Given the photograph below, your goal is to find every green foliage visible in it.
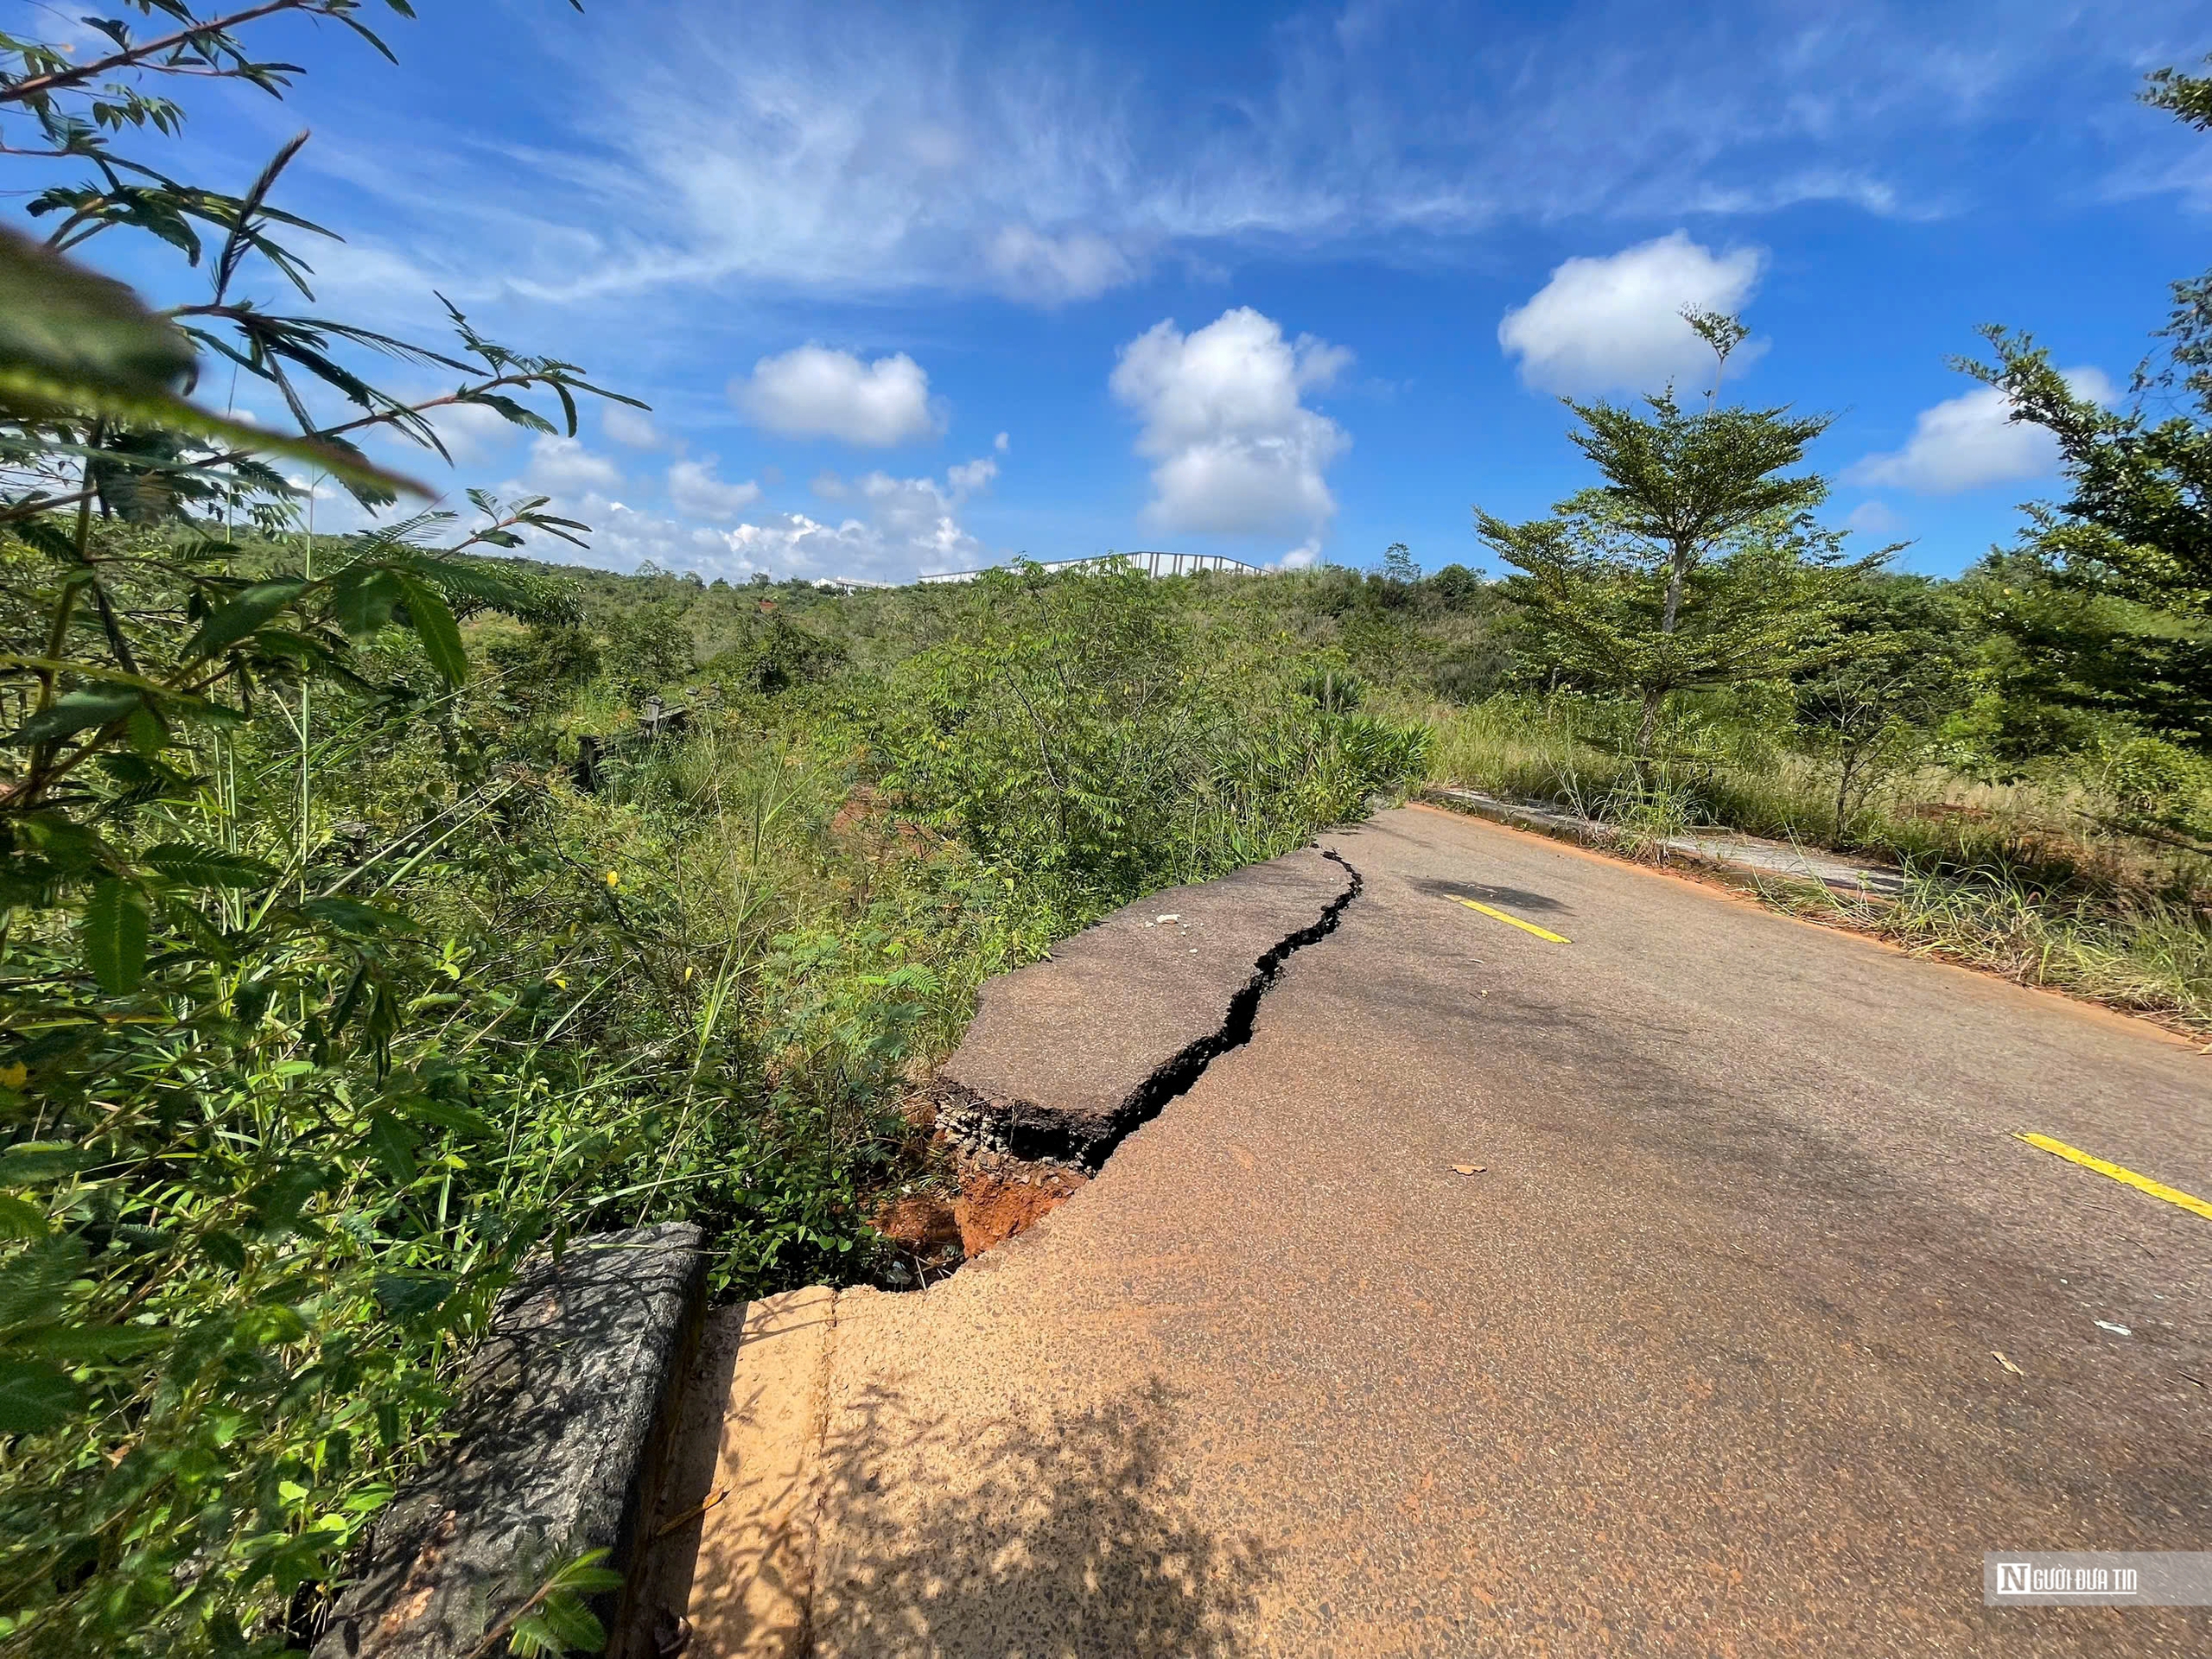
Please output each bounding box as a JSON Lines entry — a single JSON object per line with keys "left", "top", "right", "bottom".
{"left": 0, "top": 6, "right": 666, "bottom": 1654}
{"left": 1475, "top": 327, "right": 1859, "bottom": 760}
{"left": 2143, "top": 56, "right": 2212, "bottom": 131}
{"left": 601, "top": 601, "right": 697, "bottom": 701}
{"left": 487, "top": 1549, "right": 623, "bottom": 1658}
{"left": 702, "top": 610, "right": 848, "bottom": 697}
{"left": 486, "top": 623, "right": 601, "bottom": 722}
{"left": 1951, "top": 546, "right": 2212, "bottom": 757}
{"left": 1427, "top": 563, "right": 1484, "bottom": 610}
{"left": 867, "top": 564, "right": 1427, "bottom": 915}
{"left": 0, "top": 21, "right": 2206, "bottom": 1657}
{"left": 1790, "top": 574, "right": 1973, "bottom": 837}
{"left": 1963, "top": 58, "right": 2212, "bottom": 748}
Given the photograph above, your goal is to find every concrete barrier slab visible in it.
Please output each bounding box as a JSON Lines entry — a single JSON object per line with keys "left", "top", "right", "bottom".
{"left": 314, "top": 1224, "right": 705, "bottom": 1659}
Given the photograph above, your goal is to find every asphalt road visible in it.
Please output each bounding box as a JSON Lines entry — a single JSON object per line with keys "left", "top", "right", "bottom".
{"left": 774, "top": 806, "right": 2212, "bottom": 1655}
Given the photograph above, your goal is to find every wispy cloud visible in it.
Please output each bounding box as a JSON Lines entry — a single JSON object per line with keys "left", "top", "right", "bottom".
{"left": 281, "top": 0, "right": 2210, "bottom": 320}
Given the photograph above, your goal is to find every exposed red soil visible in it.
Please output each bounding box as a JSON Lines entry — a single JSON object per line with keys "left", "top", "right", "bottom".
{"left": 874, "top": 1194, "right": 963, "bottom": 1257}
{"left": 954, "top": 1165, "right": 1089, "bottom": 1255}
{"left": 868, "top": 1087, "right": 1096, "bottom": 1285}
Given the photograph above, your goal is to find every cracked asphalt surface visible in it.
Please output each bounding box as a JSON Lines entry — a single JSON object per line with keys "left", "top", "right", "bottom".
{"left": 740, "top": 806, "right": 2212, "bottom": 1656}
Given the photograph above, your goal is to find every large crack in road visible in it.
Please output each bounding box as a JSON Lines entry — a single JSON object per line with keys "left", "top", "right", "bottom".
{"left": 932, "top": 845, "right": 1365, "bottom": 1171}
{"left": 1073, "top": 847, "right": 1364, "bottom": 1172}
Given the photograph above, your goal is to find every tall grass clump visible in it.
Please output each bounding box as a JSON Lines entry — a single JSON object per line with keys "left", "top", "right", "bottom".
{"left": 1774, "top": 862, "right": 2212, "bottom": 1034}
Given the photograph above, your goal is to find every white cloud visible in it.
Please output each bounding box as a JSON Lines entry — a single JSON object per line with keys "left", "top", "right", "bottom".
{"left": 731, "top": 346, "right": 940, "bottom": 446}
{"left": 522, "top": 434, "right": 623, "bottom": 496}
{"left": 946, "top": 455, "right": 999, "bottom": 494}
{"left": 666, "top": 456, "right": 762, "bottom": 520}
{"left": 512, "top": 454, "right": 1004, "bottom": 583}
{"left": 427, "top": 400, "right": 525, "bottom": 465}
{"left": 603, "top": 404, "right": 665, "bottom": 448}
{"left": 1498, "top": 232, "right": 1767, "bottom": 396}
{"left": 1844, "top": 368, "right": 2114, "bottom": 493}
{"left": 994, "top": 431, "right": 1009, "bottom": 454}
{"left": 986, "top": 226, "right": 1140, "bottom": 304}
{"left": 1846, "top": 500, "right": 1906, "bottom": 538}
{"left": 1109, "top": 307, "right": 1351, "bottom": 538}
{"left": 547, "top": 493, "right": 760, "bottom": 577}
{"left": 722, "top": 454, "right": 1001, "bottom": 579}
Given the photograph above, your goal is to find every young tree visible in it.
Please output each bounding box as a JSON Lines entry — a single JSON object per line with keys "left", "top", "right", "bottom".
{"left": 1790, "top": 574, "right": 1971, "bottom": 837}
{"left": 1476, "top": 317, "right": 1866, "bottom": 761}
{"left": 1968, "top": 56, "right": 2212, "bottom": 747}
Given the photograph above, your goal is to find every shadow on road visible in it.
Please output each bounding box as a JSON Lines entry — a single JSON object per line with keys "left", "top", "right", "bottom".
{"left": 811, "top": 1376, "right": 1274, "bottom": 1657}
{"left": 1413, "top": 876, "right": 1573, "bottom": 914}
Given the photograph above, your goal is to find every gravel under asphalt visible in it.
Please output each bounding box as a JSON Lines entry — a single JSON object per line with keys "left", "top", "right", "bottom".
{"left": 793, "top": 805, "right": 2212, "bottom": 1656}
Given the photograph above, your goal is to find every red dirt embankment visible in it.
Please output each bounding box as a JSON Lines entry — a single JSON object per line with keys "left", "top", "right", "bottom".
{"left": 874, "top": 1158, "right": 1090, "bottom": 1267}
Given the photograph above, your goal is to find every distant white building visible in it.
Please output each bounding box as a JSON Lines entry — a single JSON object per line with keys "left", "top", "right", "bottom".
{"left": 918, "top": 551, "right": 1264, "bottom": 585}
{"left": 812, "top": 575, "right": 895, "bottom": 593}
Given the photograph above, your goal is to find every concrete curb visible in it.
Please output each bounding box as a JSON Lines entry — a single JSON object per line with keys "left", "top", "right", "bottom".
{"left": 680, "top": 1288, "right": 841, "bottom": 1659}
{"left": 313, "top": 1224, "right": 708, "bottom": 1659}
{"left": 1423, "top": 786, "right": 1904, "bottom": 899}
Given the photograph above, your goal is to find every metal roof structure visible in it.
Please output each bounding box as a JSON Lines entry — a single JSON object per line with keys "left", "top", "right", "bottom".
{"left": 917, "top": 551, "right": 1265, "bottom": 585}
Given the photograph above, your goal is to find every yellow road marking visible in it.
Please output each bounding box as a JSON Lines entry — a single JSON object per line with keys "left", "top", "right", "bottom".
{"left": 2015, "top": 1132, "right": 2212, "bottom": 1223}
{"left": 1455, "top": 898, "right": 1571, "bottom": 944}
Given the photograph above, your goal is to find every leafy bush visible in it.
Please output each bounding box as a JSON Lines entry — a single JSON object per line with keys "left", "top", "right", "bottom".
{"left": 867, "top": 565, "right": 1427, "bottom": 918}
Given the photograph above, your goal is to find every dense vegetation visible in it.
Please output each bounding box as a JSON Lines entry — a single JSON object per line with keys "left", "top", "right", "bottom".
{"left": 0, "top": 5, "right": 2206, "bottom": 1656}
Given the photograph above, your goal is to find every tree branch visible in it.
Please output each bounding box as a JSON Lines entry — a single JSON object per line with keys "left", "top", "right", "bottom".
{"left": 0, "top": 2, "right": 310, "bottom": 105}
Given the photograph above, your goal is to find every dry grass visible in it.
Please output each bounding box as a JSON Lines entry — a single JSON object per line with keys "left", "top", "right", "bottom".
{"left": 1398, "top": 691, "right": 2212, "bottom": 1035}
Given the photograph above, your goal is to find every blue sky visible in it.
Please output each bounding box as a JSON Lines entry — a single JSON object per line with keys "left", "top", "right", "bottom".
{"left": 28, "top": 0, "right": 2212, "bottom": 582}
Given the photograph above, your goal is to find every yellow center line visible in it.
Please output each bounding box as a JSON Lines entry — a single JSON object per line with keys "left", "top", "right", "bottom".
{"left": 2015, "top": 1132, "right": 2212, "bottom": 1224}
{"left": 1454, "top": 898, "right": 1571, "bottom": 944}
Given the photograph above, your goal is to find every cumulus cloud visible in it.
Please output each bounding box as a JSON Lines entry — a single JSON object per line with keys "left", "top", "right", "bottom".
{"left": 602, "top": 404, "right": 665, "bottom": 448}
{"left": 666, "top": 457, "right": 762, "bottom": 520}
{"left": 511, "top": 453, "right": 1004, "bottom": 583}
{"left": 1109, "top": 307, "right": 1351, "bottom": 538}
{"left": 1844, "top": 368, "right": 2113, "bottom": 493}
{"left": 522, "top": 434, "right": 623, "bottom": 496}
{"left": 731, "top": 346, "right": 941, "bottom": 446}
{"left": 946, "top": 454, "right": 999, "bottom": 494}
{"left": 426, "top": 400, "right": 527, "bottom": 466}
{"left": 1498, "top": 232, "right": 1766, "bottom": 396}
{"left": 986, "top": 226, "right": 1141, "bottom": 304}
{"left": 723, "top": 455, "right": 1001, "bottom": 578}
